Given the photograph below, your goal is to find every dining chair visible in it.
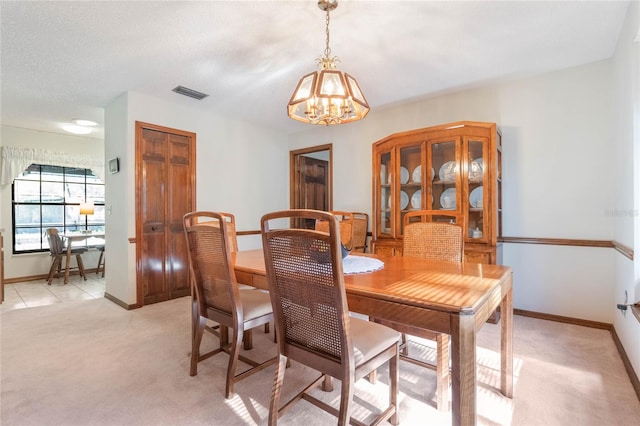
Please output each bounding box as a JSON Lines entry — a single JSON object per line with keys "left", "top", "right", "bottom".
{"left": 183, "top": 211, "right": 277, "bottom": 399}
{"left": 351, "top": 212, "right": 369, "bottom": 252}
{"left": 261, "top": 209, "right": 400, "bottom": 426}
{"left": 314, "top": 210, "right": 354, "bottom": 250}
{"left": 197, "top": 211, "right": 270, "bottom": 345}
{"left": 45, "top": 228, "right": 87, "bottom": 285}
{"left": 372, "top": 210, "right": 463, "bottom": 411}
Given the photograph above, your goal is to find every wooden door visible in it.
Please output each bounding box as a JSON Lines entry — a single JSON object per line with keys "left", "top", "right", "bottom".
{"left": 135, "top": 122, "right": 195, "bottom": 306}
{"left": 297, "top": 156, "right": 328, "bottom": 229}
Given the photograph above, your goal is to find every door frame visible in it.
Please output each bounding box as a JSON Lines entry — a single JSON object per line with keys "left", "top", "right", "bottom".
{"left": 290, "top": 144, "right": 333, "bottom": 217}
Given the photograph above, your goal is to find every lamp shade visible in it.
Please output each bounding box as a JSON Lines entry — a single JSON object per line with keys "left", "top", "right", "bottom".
{"left": 79, "top": 201, "right": 95, "bottom": 215}
{"left": 288, "top": 68, "right": 369, "bottom": 125}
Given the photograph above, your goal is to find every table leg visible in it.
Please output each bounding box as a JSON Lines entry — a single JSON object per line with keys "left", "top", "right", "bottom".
{"left": 450, "top": 314, "right": 476, "bottom": 426}
{"left": 500, "top": 277, "right": 514, "bottom": 398}
{"left": 64, "top": 240, "right": 72, "bottom": 284}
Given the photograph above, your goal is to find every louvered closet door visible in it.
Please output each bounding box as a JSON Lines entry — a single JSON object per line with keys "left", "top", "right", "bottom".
{"left": 136, "top": 122, "right": 196, "bottom": 306}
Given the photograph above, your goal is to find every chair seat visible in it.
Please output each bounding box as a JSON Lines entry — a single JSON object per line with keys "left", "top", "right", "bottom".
{"left": 207, "top": 289, "right": 272, "bottom": 321}
{"left": 351, "top": 317, "right": 401, "bottom": 365}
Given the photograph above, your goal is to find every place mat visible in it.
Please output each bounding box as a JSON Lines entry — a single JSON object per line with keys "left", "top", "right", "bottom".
{"left": 343, "top": 255, "right": 384, "bottom": 275}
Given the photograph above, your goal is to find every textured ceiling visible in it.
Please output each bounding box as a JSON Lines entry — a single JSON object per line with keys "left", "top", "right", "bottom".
{"left": 0, "top": 1, "right": 631, "bottom": 139}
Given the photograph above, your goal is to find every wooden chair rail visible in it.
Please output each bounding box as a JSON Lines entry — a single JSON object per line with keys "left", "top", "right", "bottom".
{"left": 500, "top": 236, "right": 633, "bottom": 260}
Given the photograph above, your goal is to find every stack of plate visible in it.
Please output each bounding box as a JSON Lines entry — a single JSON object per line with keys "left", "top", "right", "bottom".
{"left": 440, "top": 188, "right": 456, "bottom": 209}
{"left": 438, "top": 161, "right": 457, "bottom": 181}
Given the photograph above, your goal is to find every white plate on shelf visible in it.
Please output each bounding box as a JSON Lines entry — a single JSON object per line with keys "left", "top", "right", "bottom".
{"left": 440, "top": 188, "right": 456, "bottom": 209}
{"left": 400, "top": 190, "right": 409, "bottom": 210}
{"left": 438, "top": 161, "right": 457, "bottom": 181}
{"left": 380, "top": 164, "right": 387, "bottom": 184}
{"left": 411, "top": 190, "right": 421, "bottom": 209}
{"left": 400, "top": 166, "right": 409, "bottom": 184}
{"left": 412, "top": 165, "right": 421, "bottom": 183}
{"left": 469, "top": 186, "right": 483, "bottom": 208}
{"left": 431, "top": 167, "right": 435, "bottom": 181}
{"left": 469, "top": 158, "right": 483, "bottom": 180}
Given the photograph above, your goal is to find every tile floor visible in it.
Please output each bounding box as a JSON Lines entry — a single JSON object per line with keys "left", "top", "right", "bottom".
{"left": 2, "top": 274, "right": 105, "bottom": 311}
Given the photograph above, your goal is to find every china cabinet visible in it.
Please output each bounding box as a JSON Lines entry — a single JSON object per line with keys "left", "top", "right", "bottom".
{"left": 372, "top": 121, "right": 502, "bottom": 264}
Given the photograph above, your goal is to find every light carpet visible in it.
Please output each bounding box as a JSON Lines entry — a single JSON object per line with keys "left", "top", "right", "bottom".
{"left": 1, "top": 297, "right": 639, "bottom": 425}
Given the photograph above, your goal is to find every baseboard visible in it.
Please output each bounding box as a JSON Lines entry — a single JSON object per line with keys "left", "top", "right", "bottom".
{"left": 514, "top": 308, "right": 611, "bottom": 330}
{"left": 611, "top": 326, "right": 640, "bottom": 401}
{"left": 515, "top": 308, "right": 639, "bottom": 401}
{"left": 104, "top": 292, "right": 139, "bottom": 310}
{"left": 4, "top": 269, "right": 99, "bottom": 284}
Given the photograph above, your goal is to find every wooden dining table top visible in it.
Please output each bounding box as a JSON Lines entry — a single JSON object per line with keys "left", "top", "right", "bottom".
{"left": 233, "top": 249, "right": 512, "bottom": 316}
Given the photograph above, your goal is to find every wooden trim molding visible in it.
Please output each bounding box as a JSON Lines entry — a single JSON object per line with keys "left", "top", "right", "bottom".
{"left": 500, "top": 236, "right": 633, "bottom": 260}
{"left": 611, "top": 325, "right": 640, "bottom": 401}
{"left": 514, "top": 308, "right": 611, "bottom": 330}
{"left": 104, "top": 292, "right": 139, "bottom": 310}
{"left": 612, "top": 241, "right": 634, "bottom": 260}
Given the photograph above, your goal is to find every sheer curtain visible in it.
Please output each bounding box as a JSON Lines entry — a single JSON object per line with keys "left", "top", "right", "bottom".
{"left": 0, "top": 146, "right": 105, "bottom": 185}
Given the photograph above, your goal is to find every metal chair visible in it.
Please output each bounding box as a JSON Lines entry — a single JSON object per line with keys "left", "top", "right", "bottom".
{"left": 373, "top": 210, "right": 463, "bottom": 411}
{"left": 261, "top": 209, "right": 400, "bottom": 425}
{"left": 183, "top": 211, "right": 277, "bottom": 399}
{"left": 45, "top": 228, "right": 87, "bottom": 285}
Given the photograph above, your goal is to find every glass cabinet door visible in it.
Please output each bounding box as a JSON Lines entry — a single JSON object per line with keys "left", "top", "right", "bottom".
{"left": 399, "top": 144, "right": 422, "bottom": 234}
{"left": 428, "top": 138, "right": 458, "bottom": 213}
{"left": 378, "top": 150, "right": 392, "bottom": 237}
{"left": 465, "top": 137, "right": 489, "bottom": 241}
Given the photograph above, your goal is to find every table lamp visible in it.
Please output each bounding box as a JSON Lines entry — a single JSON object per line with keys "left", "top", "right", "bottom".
{"left": 79, "top": 201, "right": 95, "bottom": 234}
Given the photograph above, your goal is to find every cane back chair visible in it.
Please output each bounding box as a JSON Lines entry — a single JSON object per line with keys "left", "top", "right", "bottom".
{"left": 373, "top": 210, "right": 463, "bottom": 411}
{"left": 183, "top": 211, "right": 277, "bottom": 399}
{"left": 261, "top": 209, "right": 400, "bottom": 425}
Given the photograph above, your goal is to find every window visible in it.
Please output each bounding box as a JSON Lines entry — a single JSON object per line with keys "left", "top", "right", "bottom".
{"left": 12, "top": 164, "right": 105, "bottom": 254}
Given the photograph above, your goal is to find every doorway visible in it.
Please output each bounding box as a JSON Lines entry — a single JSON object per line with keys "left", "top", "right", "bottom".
{"left": 290, "top": 144, "right": 332, "bottom": 229}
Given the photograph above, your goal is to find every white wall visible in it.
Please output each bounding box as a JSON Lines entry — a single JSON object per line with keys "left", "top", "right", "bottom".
{"left": 0, "top": 126, "right": 104, "bottom": 279}
{"left": 288, "top": 59, "right": 616, "bottom": 323}
{"left": 612, "top": 0, "right": 640, "bottom": 380}
{"left": 103, "top": 91, "right": 290, "bottom": 305}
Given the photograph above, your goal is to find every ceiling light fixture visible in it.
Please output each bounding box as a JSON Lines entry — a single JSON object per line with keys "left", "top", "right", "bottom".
{"left": 62, "top": 124, "right": 93, "bottom": 135}
{"left": 287, "top": 0, "right": 369, "bottom": 126}
{"left": 72, "top": 119, "right": 97, "bottom": 127}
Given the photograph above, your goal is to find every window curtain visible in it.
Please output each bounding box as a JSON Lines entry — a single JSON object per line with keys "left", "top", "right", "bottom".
{"left": 0, "top": 146, "right": 105, "bottom": 185}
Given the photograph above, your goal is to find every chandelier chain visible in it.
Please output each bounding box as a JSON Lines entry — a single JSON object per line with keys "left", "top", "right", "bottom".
{"left": 324, "top": 7, "right": 331, "bottom": 59}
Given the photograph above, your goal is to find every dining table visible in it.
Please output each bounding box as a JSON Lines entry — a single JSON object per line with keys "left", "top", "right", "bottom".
{"left": 232, "top": 249, "right": 513, "bottom": 426}
{"left": 61, "top": 231, "right": 105, "bottom": 283}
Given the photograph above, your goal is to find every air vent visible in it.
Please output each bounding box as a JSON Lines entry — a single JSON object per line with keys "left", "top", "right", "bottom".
{"left": 172, "top": 85, "right": 209, "bottom": 100}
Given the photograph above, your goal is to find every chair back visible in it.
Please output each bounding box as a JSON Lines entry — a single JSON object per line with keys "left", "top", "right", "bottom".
{"left": 351, "top": 212, "right": 369, "bottom": 252}
{"left": 402, "top": 210, "right": 463, "bottom": 262}
{"left": 45, "top": 228, "right": 64, "bottom": 255}
{"left": 183, "top": 212, "right": 241, "bottom": 320}
{"left": 314, "top": 211, "right": 354, "bottom": 250}
{"left": 262, "top": 209, "right": 353, "bottom": 370}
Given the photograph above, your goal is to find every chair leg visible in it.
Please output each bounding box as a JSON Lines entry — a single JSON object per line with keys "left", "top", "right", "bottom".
{"left": 76, "top": 254, "right": 87, "bottom": 281}
{"left": 268, "top": 354, "right": 288, "bottom": 426}
{"left": 47, "top": 256, "right": 61, "bottom": 285}
{"left": 96, "top": 250, "right": 104, "bottom": 275}
{"left": 190, "top": 317, "right": 206, "bottom": 376}
{"left": 337, "top": 374, "right": 354, "bottom": 426}
{"left": 225, "top": 327, "right": 243, "bottom": 398}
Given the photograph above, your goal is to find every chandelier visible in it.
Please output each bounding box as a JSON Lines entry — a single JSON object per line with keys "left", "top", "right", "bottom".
{"left": 287, "top": 0, "right": 369, "bottom": 125}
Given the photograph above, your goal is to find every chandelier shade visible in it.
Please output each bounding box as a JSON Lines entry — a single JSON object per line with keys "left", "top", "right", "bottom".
{"left": 287, "top": 0, "right": 369, "bottom": 126}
